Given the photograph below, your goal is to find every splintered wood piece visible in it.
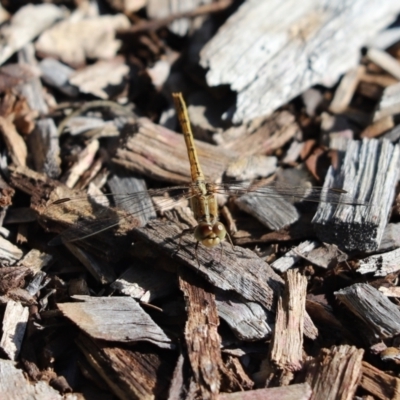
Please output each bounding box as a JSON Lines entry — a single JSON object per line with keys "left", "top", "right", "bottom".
{"left": 39, "top": 58, "right": 79, "bottom": 97}
{"left": 200, "top": 2, "right": 400, "bottom": 123}
{"left": 76, "top": 334, "right": 174, "bottom": 400}
{"left": 111, "top": 261, "right": 176, "bottom": 302}
{"left": 271, "top": 241, "right": 319, "bottom": 273}
{"left": 113, "top": 117, "right": 235, "bottom": 184}
{"left": 367, "top": 48, "right": 400, "bottom": 80}
{"left": 360, "top": 115, "right": 394, "bottom": 138}
{"left": 360, "top": 361, "right": 400, "bottom": 400}
{"left": 0, "top": 359, "right": 63, "bottom": 399}
{"left": 373, "top": 82, "right": 400, "bottom": 121}
{"left": 0, "top": 300, "right": 29, "bottom": 360}
{"left": 270, "top": 270, "right": 307, "bottom": 375}
{"left": 357, "top": 247, "right": 400, "bottom": 276}
{"left": 312, "top": 139, "right": 400, "bottom": 252}
{"left": 0, "top": 236, "right": 23, "bottom": 265}
{"left": 335, "top": 283, "right": 400, "bottom": 339}
{"left": 58, "top": 295, "right": 172, "bottom": 348}
{"left": 235, "top": 192, "right": 299, "bottom": 231}
{"left": 0, "top": 4, "right": 66, "bottom": 66}
{"left": 303, "top": 345, "right": 364, "bottom": 400}
{"left": 134, "top": 218, "right": 284, "bottom": 312}
{"left": 215, "top": 290, "right": 272, "bottom": 341}
{"left": 35, "top": 14, "right": 130, "bottom": 67}
{"left": 0, "top": 116, "right": 27, "bottom": 167}
{"left": 29, "top": 118, "right": 61, "bottom": 179}
{"left": 179, "top": 269, "right": 225, "bottom": 399}
{"left": 329, "top": 66, "right": 365, "bottom": 114}
{"left": 219, "top": 383, "right": 312, "bottom": 400}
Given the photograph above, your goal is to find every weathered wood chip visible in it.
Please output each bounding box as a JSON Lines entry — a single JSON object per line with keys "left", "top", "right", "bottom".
{"left": 335, "top": 283, "right": 400, "bottom": 339}
{"left": 357, "top": 247, "right": 400, "bottom": 276}
{"left": 58, "top": 295, "right": 173, "bottom": 348}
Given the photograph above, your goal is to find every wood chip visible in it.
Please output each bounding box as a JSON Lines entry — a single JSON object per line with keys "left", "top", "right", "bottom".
{"left": 114, "top": 117, "right": 235, "bottom": 183}
{"left": 357, "top": 247, "right": 400, "bottom": 276}
{"left": 0, "top": 359, "right": 63, "bottom": 399}
{"left": 303, "top": 345, "right": 364, "bottom": 400}
{"left": 215, "top": 290, "right": 272, "bottom": 341}
{"left": 367, "top": 47, "right": 400, "bottom": 80}
{"left": 58, "top": 295, "right": 172, "bottom": 348}
{"left": 134, "top": 218, "right": 284, "bottom": 312}
{"left": 360, "top": 115, "right": 394, "bottom": 138}
{"left": 36, "top": 14, "right": 130, "bottom": 67}
{"left": 200, "top": 1, "right": 400, "bottom": 122}
{"left": 0, "top": 116, "right": 27, "bottom": 167}
{"left": 313, "top": 139, "right": 400, "bottom": 252}
{"left": 270, "top": 270, "right": 307, "bottom": 375}
{"left": 329, "top": 66, "right": 365, "bottom": 114}
{"left": 225, "top": 155, "right": 277, "bottom": 181}
{"left": 0, "top": 236, "right": 23, "bottom": 265}
{"left": 39, "top": 58, "right": 79, "bottom": 97}
{"left": 29, "top": 118, "right": 61, "bottom": 179}
{"left": 69, "top": 59, "right": 129, "bottom": 99}
{"left": 179, "top": 269, "right": 226, "bottom": 399}
{"left": 373, "top": 81, "right": 400, "bottom": 121}
{"left": 360, "top": 361, "right": 400, "bottom": 400}
{"left": 0, "top": 4, "right": 66, "bottom": 66}
{"left": 0, "top": 300, "right": 29, "bottom": 360}
{"left": 219, "top": 383, "right": 312, "bottom": 400}
{"left": 335, "top": 283, "right": 400, "bottom": 339}
{"left": 76, "top": 334, "right": 174, "bottom": 399}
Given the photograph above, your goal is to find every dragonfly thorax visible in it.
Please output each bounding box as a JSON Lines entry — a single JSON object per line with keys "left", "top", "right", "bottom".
{"left": 194, "top": 221, "right": 227, "bottom": 248}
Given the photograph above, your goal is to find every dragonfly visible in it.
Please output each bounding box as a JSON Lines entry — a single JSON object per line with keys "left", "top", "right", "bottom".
{"left": 46, "top": 93, "right": 365, "bottom": 251}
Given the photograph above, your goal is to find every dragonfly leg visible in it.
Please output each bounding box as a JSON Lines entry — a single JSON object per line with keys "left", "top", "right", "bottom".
{"left": 195, "top": 241, "right": 200, "bottom": 268}
{"left": 175, "top": 227, "right": 194, "bottom": 255}
{"left": 226, "top": 231, "right": 235, "bottom": 251}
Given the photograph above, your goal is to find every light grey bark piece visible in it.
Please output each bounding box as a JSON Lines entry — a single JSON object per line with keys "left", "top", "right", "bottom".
{"left": 368, "top": 27, "right": 400, "bottom": 50}
{"left": 0, "top": 300, "right": 29, "bottom": 360}
{"left": 107, "top": 172, "right": 156, "bottom": 227}
{"left": 0, "top": 236, "right": 23, "bottom": 265}
{"left": 29, "top": 118, "right": 61, "bottom": 179}
{"left": 0, "top": 360, "right": 63, "bottom": 400}
{"left": 147, "top": 0, "right": 211, "bottom": 36}
{"left": 215, "top": 290, "right": 272, "bottom": 341}
{"left": 58, "top": 295, "right": 172, "bottom": 348}
{"left": 367, "top": 48, "right": 400, "bottom": 80}
{"left": 357, "top": 248, "right": 400, "bottom": 276}
{"left": 39, "top": 58, "right": 78, "bottom": 97}
{"left": 235, "top": 192, "right": 299, "bottom": 231}
{"left": 200, "top": 0, "right": 400, "bottom": 123}
{"left": 335, "top": 283, "right": 400, "bottom": 339}
{"left": 272, "top": 241, "right": 319, "bottom": 273}
{"left": 312, "top": 139, "right": 400, "bottom": 252}
{"left": 111, "top": 262, "right": 176, "bottom": 302}
{"left": 18, "top": 43, "right": 48, "bottom": 115}
{"left": 0, "top": 4, "right": 66, "bottom": 66}
{"left": 373, "top": 82, "right": 400, "bottom": 121}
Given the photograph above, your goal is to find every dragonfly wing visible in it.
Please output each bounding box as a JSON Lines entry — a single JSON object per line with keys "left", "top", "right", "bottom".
{"left": 44, "top": 186, "right": 190, "bottom": 244}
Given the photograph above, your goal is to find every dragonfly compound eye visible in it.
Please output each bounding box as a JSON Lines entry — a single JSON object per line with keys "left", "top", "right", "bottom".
{"left": 194, "top": 222, "right": 224, "bottom": 247}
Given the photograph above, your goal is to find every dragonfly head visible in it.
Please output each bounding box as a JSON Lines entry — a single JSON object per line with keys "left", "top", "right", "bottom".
{"left": 194, "top": 222, "right": 227, "bottom": 248}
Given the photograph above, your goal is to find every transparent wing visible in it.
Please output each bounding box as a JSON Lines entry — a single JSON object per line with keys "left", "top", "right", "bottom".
{"left": 214, "top": 181, "right": 368, "bottom": 206}
{"left": 45, "top": 186, "right": 190, "bottom": 244}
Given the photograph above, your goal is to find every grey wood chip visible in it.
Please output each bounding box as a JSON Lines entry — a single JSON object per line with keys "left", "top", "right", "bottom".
{"left": 58, "top": 295, "right": 173, "bottom": 348}
{"left": 335, "top": 283, "right": 400, "bottom": 339}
